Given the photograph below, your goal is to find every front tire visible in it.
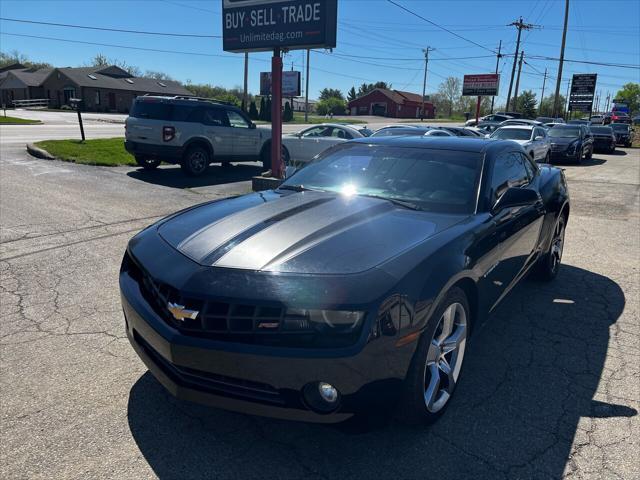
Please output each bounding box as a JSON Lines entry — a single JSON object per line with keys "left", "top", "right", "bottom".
{"left": 575, "top": 148, "right": 583, "bottom": 164}
{"left": 135, "top": 156, "right": 160, "bottom": 170}
{"left": 543, "top": 151, "right": 550, "bottom": 163}
{"left": 534, "top": 214, "right": 566, "bottom": 281}
{"left": 397, "top": 287, "right": 470, "bottom": 425}
{"left": 585, "top": 146, "right": 593, "bottom": 160}
{"left": 260, "top": 144, "right": 289, "bottom": 171}
{"left": 181, "top": 146, "right": 210, "bottom": 176}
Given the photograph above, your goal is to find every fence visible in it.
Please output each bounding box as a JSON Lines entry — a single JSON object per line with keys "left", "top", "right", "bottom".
{"left": 10, "top": 99, "right": 50, "bottom": 108}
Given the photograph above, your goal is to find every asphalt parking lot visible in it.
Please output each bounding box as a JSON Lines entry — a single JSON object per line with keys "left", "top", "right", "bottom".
{"left": 1, "top": 124, "right": 638, "bottom": 479}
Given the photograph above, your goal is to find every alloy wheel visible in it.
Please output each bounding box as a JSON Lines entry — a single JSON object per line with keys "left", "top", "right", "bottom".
{"left": 550, "top": 216, "right": 566, "bottom": 273}
{"left": 423, "top": 302, "right": 468, "bottom": 413}
{"left": 189, "top": 151, "right": 207, "bottom": 173}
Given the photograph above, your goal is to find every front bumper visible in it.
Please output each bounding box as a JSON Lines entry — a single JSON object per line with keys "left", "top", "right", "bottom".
{"left": 550, "top": 147, "right": 577, "bottom": 160}
{"left": 614, "top": 136, "right": 631, "bottom": 145}
{"left": 121, "top": 268, "right": 411, "bottom": 423}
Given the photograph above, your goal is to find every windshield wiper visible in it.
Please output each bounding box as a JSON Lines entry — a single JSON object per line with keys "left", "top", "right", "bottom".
{"left": 278, "top": 184, "right": 325, "bottom": 192}
{"left": 359, "top": 194, "right": 423, "bottom": 211}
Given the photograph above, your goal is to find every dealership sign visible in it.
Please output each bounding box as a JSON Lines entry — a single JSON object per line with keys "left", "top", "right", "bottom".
{"left": 462, "top": 74, "right": 500, "bottom": 96}
{"left": 260, "top": 71, "right": 301, "bottom": 96}
{"left": 569, "top": 73, "right": 597, "bottom": 112}
{"left": 222, "top": 0, "right": 338, "bottom": 52}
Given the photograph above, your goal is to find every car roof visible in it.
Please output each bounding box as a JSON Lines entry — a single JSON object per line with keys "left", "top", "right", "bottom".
{"left": 350, "top": 135, "right": 514, "bottom": 153}
{"left": 496, "top": 125, "right": 535, "bottom": 130}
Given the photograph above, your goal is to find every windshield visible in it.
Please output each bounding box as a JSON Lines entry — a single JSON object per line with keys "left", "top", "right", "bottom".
{"left": 359, "top": 128, "right": 374, "bottom": 137}
{"left": 590, "top": 127, "right": 613, "bottom": 134}
{"left": 549, "top": 127, "right": 580, "bottom": 138}
{"left": 611, "top": 123, "right": 629, "bottom": 131}
{"left": 281, "top": 144, "right": 482, "bottom": 214}
{"left": 491, "top": 128, "right": 532, "bottom": 140}
{"left": 536, "top": 117, "right": 554, "bottom": 123}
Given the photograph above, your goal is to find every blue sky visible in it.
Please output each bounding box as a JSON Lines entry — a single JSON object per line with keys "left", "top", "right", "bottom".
{"left": 1, "top": 0, "right": 638, "bottom": 106}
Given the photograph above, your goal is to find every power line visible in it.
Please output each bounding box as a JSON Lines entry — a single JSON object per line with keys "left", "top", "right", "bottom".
{"left": 0, "top": 17, "right": 220, "bottom": 38}
{"left": 385, "top": 0, "right": 497, "bottom": 54}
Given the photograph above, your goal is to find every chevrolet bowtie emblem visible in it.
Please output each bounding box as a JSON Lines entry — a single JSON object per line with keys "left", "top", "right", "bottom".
{"left": 167, "top": 302, "right": 199, "bottom": 321}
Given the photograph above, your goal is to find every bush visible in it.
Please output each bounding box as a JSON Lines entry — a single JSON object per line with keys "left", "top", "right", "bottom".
{"left": 316, "top": 97, "right": 346, "bottom": 115}
{"left": 248, "top": 101, "right": 259, "bottom": 120}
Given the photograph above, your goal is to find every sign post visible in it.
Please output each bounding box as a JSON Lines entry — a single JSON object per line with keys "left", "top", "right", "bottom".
{"left": 222, "top": 0, "right": 337, "bottom": 179}
{"left": 462, "top": 74, "right": 499, "bottom": 124}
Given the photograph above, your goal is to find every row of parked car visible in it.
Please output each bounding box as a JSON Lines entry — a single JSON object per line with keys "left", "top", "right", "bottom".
{"left": 124, "top": 95, "right": 635, "bottom": 176}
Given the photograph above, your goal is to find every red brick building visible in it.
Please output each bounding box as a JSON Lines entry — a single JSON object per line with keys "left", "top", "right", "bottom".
{"left": 348, "top": 88, "right": 434, "bottom": 118}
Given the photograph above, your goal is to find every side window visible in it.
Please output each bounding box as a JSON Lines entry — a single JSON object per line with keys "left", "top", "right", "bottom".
{"left": 491, "top": 152, "right": 530, "bottom": 202}
{"left": 203, "top": 108, "right": 229, "bottom": 127}
{"left": 227, "top": 110, "right": 250, "bottom": 128}
{"left": 332, "top": 128, "right": 352, "bottom": 139}
{"left": 302, "top": 126, "right": 332, "bottom": 137}
{"left": 186, "top": 107, "right": 204, "bottom": 123}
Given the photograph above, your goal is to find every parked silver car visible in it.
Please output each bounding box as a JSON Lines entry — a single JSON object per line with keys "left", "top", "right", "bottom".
{"left": 282, "top": 123, "right": 371, "bottom": 165}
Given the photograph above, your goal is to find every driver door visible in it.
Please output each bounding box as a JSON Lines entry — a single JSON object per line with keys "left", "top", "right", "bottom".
{"left": 484, "top": 151, "right": 544, "bottom": 310}
{"left": 227, "top": 110, "right": 261, "bottom": 160}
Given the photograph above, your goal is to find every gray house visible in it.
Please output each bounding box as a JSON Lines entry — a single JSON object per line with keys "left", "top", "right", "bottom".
{"left": 0, "top": 63, "right": 191, "bottom": 112}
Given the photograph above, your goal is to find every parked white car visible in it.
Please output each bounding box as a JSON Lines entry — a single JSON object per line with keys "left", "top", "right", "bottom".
{"left": 282, "top": 123, "right": 371, "bottom": 165}
{"left": 590, "top": 115, "right": 605, "bottom": 125}
{"left": 490, "top": 125, "right": 551, "bottom": 162}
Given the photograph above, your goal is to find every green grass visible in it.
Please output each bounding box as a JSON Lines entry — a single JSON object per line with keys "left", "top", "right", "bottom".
{"left": 34, "top": 138, "right": 136, "bottom": 167}
{"left": 0, "top": 115, "right": 41, "bottom": 124}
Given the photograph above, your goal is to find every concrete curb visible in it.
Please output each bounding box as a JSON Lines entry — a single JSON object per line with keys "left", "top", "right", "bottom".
{"left": 26, "top": 143, "right": 56, "bottom": 160}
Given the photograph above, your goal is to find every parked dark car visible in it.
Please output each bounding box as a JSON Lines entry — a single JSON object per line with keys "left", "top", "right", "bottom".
{"left": 548, "top": 125, "right": 594, "bottom": 163}
{"left": 610, "top": 122, "right": 633, "bottom": 147}
{"left": 589, "top": 126, "right": 616, "bottom": 153}
{"left": 431, "top": 126, "right": 485, "bottom": 137}
{"left": 495, "top": 111, "right": 523, "bottom": 119}
{"left": 370, "top": 126, "right": 451, "bottom": 137}
{"left": 120, "top": 137, "right": 570, "bottom": 424}
{"left": 567, "top": 119, "right": 591, "bottom": 126}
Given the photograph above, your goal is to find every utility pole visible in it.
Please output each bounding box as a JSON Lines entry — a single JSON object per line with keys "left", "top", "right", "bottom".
{"left": 505, "top": 17, "right": 536, "bottom": 112}
{"left": 539, "top": 68, "right": 548, "bottom": 113}
{"left": 512, "top": 51, "right": 524, "bottom": 112}
{"left": 552, "top": 0, "right": 570, "bottom": 118}
{"left": 490, "top": 40, "right": 502, "bottom": 114}
{"left": 421, "top": 47, "right": 435, "bottom": 121}
{"left": 604, "top": 92, "right": 611, "bottom": 113}
{"left": 304, "top": 49, "right": 310, "bottom": 122}
{"left": 243, "top": 52, "right": 248, "bottom": 111}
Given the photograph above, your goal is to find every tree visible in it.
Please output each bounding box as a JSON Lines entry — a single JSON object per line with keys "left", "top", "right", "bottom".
{"left": 0, "top": 50, "right": 52, "bottom": 70}
{"left": 538, "top": 94, "right": 566, "bottom": 117}
{"left": 514, "top": 90, "right": 537, "bottom": 118}
{"left": 347, "top": 86, "right": 357, "bottom": 102}
{"left": 614, "top": 82, "right": 640, "bottom": 115}
{"left": 248, "top": 100, "right": 259, "bottom": 120}
{"left": 259, "top": 97, "right": 267, "bottom": 120}
{"left": 437, "top": 77, "right": 461, "bottom": 118}
{"left": 283, "top": 101, "right": 293, "bottom": 122}
{"left": 319, "top": 88, "right": 344, "bottom": 101}
{"left": 356, "top": 81, "right": 391, "bottom": 97}
{"left": 85, "top": 53, "right": 141, "bottom": 76}
{"left": 316, "top": 97, "right": 346, "bottom": 115}
{"left": 265, "top": 97, "right": 272, "bottom": 122}
{"left": 144, "top": 70, "right": 174, "bottom": 81}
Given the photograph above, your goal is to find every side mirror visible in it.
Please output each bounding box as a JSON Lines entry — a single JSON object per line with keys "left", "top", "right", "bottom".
{"left": 492, "top": 187, "right": 540, "bottom": 213}
{"left": 249, "top": 122, "right": 257, "bottom": 129}
{"left": 485, "top": 134, "right": 491, "bottom": 138}
{"left": 534, "top": 135, "right": 543, "bottom": 141}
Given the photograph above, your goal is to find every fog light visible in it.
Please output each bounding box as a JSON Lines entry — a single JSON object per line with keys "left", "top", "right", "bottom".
{"left": 318, "top": 382, "right": 338, "bottom": 403}
{"left": 303, "top": 382, "right": 341, "bottom": 413}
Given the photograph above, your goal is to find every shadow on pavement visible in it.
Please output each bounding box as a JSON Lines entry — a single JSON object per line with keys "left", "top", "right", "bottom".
{"left": 127, "top": 265, "right": 632, "bottom": 479}
{"left": 127, "top": 163, "right": 264, "bottom": 189}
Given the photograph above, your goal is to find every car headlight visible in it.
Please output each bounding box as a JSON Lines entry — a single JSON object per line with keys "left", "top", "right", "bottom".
{"left": 284, "top": 308, "right": 365, "bottom": 334}
{"left": 568, "top": 140, "right": 579, "bottom": 153}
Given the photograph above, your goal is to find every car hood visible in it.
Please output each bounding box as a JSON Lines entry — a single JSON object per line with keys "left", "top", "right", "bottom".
{"left": 156, "top": 191, "right": 466, "bottom": 275}
{"left": 506, "top": 139, "right": 531, "bottom": 146}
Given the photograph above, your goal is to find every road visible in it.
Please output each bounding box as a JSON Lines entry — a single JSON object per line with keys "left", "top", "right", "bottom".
{"left": 1, "top": 123, "right": 639, "bottom": 479}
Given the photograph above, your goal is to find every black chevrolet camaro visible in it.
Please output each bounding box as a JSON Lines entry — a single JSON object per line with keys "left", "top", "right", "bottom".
{"left": 120, "top": 137, "right": 570, "bottom": 424}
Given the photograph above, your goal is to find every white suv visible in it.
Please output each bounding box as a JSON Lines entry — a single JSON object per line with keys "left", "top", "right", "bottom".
{"left": 125, "top": 96, "right": 272, "bottom": 176}
{"left": 490, "top": 125, "right": 551, "bottom": 162}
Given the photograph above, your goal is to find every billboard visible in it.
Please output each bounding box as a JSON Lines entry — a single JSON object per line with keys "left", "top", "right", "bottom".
{"left": 462, "top": 74, "right": 500, "bottom": 96}
{"left": 260, "top": 71, "right": 301, "bottom": 96}
{"left": 222, "top": 0, "right": 338, "bottom": 52}
{"left": 569, "top": 74, "right": 597, "bottom": 113}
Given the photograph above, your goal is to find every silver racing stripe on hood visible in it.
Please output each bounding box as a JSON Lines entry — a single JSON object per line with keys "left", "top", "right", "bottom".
{"left": 176, "top": 192, "right": 331, "bottom": 264}
{"left": 212, "top": 195, "right": 394, "bottom": 270}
